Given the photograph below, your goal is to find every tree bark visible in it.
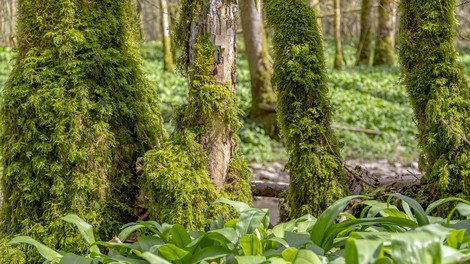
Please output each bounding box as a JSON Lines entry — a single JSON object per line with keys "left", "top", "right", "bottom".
{"left": 309, "top": 0, "right": 322, "bottom": 29}
{"left": 373, "top": 0, "right": 394, "bottom": 66}
{"left": 240, "top": 0, "right": 277, "bottom": 136}
{"left": 334, "top": 0, "right": 344, "bottom": 70}
{"left": 160, "top": 0, "right": 175, "bottom": 72}
{"left": 186, "top": 0, "right": 239, "bottom": 191}
{"left": 356, "top": 0, "right": 373, "bottom": 66}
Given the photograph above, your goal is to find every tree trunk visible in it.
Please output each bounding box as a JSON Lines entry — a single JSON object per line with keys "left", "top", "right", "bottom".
{"left": 334, "top": 0, "right": 344, "bottom": 70}
{"left": 0, "top": 0, "right": 165, "bottom": 261}
{"left": 309, "top": 0, "right": 322, "bottom": 29}
{"left": 160, "top": 0, "right": 175, "bottom": 72}
{"left": 356, "top": 0, "right": 373, "bottom": 66}
{"left": 373, "top": 0, "right": 394, "bottom": 66}
{"left": 265, "top": 0, "right": 347, "bottom": 217}
{"left": 399, "top": 0, "right": 470, "bottom": 199}
{"left": 240, "top": 0, "right": 277, "bottom": 136}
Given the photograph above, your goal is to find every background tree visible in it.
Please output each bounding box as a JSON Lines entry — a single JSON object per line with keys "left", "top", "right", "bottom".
{"left": 309, "top": 0, "right": 322, "bottom": 29}
{"left": 0, "top": 0, "right": 16, "bottom": 46}
{"left": 160, "top": 0, "right": 175, "bottom": 72}
{"left": 265, "top": 0, "right": 347, "bottom": 217}
{"left": 0, "top": 0, "right": 165, "bottom": 262}
{"left": 373, "top": 0, "right": 394, "bottom": 66}
{"left": 333, "top": 0, "right": 344, "bottom": 70}
{"left": 356, "top": 0, "right": 374, "bottom": 66}
{"left": 240, "top": 0, "right": 277, "bottom": 136}
{"left": 399, "top": 0, "right": 470, "bottom": 199}
{"left": 139, "top": 0, "right": 251, "bottom": 229}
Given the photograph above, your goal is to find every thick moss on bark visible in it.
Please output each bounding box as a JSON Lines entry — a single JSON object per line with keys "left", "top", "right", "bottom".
{"left": 399, "top": 0, "right": 470, "bottom": 198}
{"left": 0, "top": 0, "right": 165, "bottom": 261}
{"left": 265, "top": 0, "right": 347, "bottom": 217}
{"left": 141, "top": 1, "right": 251, "bottom": 228}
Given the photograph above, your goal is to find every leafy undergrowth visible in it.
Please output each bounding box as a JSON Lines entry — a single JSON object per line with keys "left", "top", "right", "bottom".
{"left": 10, "top": 194, "right": 470, "bottom": 263}
{"left": 1, "top": 42, "right": 469, "bottom": 164}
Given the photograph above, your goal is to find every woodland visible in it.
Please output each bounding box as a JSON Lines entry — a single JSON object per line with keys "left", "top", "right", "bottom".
{"left": 0, "top": 0, "right": 470, "bottom": 263}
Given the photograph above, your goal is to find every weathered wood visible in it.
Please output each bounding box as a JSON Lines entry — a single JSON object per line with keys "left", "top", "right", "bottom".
{"left": 251, "top": 170, "right": 423, "bottom": 197}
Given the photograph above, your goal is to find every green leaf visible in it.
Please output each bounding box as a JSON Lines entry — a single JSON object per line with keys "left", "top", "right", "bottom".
{"left": 310, "top": 195, "right": 365, "bottom": 247}
{"left": 157, "top": 244, "right": 190, "bottom": 261}
{"left": 59, "top": 253, "right": 92, "bottom": 264}
{"left": 170, "top": 224, "right": 191, "bottom": 248}
{"left": 191, "top": 245, "right": 232, "bottom": 263}
{"left": 389, "top": 230, "right": 441, "bottom": 264}
{"left": 9, "top": 236, "right": 62, "bottom": 262}
{"left": 235, "top": 256, "right": 266, "bottom": 264}
{"left": 426, "top": 197, "right": 470, "bottom": 215}
{"left": 118, "top": 224, "right": 147, "bottom": 242}
{"left": 61, "top": 214, "right": 100, "bottom": 255}
{"left": 345, "top": 237, "right": 383, "bottom": 264}
{"left": 456, "top": 203, "right": 470, "bottom": 217}
{"left": 140, "top": 252, "right": 172, "bottom": 264}
{"left": 284, "top": 231, "right": 310, "bottom": 248}
{"left": 215, "top": 198, "right": 251, "bottom": 213}
{"left": 389, "top": 193, "right": 429, "bottom": 226}
{"left": 293, "top": 250, "right": 323, "bottom": 264}
{"left": 240, "top": 234, "right": 263, "bottom": 256}
{"left": 129, "top": 236, "right": 164, "bottom": 252}
{"left": 281, "top": 247, "right": 298, "bottom": 261}
{"left": 237, "top": 208, "right": 269, "bottom": 235}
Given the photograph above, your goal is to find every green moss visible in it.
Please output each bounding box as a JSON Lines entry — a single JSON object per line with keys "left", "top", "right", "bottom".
{"left": 0, "top": 0, "right": 165, "bottom": 260}
{"left": 265, "top": 0, "right": 347, "bottom": 217}
{"left": 399, "top": 0, "right": 470, "bottom": 198}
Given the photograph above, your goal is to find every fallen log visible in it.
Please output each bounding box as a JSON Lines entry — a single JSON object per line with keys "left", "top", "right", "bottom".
{"left": 251, "top": 181, "right": 289, "bottom": 197}
{"left": 250, "top": 167, "right": 423, "bottom": 197}
{"left": 331, "top": 124, "right": 382, "bottom": 135}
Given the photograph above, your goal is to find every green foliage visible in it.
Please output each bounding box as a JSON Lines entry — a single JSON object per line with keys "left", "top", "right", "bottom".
{"left": 0, "top": 0, "right": 165, "bottom": 261}
{"left": 9, "top": 194, "right": 470, "bottom": 263}
{"left": 265, "top": 0, "right": 347, "bottom": 217}
{"left": 399, "top": 0, "right": 470, "bottom": 198}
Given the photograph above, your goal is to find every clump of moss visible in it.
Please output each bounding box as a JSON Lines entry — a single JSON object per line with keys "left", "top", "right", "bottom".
{"left": 265, "top": 0, "right": 347, "bottom": 217}
{"left": 399, "top": 0, "right": 470, "bottom": 199}
{"left": 0, "top": 0, "right": 165, "bottom": 261}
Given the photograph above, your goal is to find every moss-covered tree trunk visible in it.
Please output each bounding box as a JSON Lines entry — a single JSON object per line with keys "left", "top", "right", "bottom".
{"left": 0, "top": 0, "right": 165, "bottom": 261}
{"left": 139, "top": 0, "right": 251, "bottom": 229}
{"left": 160, "top": 0, "right": 175, "bottom": 72}
{"left": 399, "top": 0, "right": 470, "bottom": 198}
{"left": 373, "top": 0, "right": 394, "bottom": 66}
{"left": 333, "top": 0, "right": 344, "bottom": 70}
{"left": 265, "top": 0, "right": 347, "bottom": 217}
{"left": 356, "top": 0, "right": 373, "bottom": 66}
{"left": 240, "top": 0, "right": 277, "bottom": 136}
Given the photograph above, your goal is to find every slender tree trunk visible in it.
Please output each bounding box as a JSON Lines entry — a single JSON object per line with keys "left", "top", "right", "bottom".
{"left": 240, "top": 0, "right": 277, "bottom": 136}
{"left": 373, "top": 0, "right": 394, "bottom": 66}
{"left": 399, "top": 0, "right": 470, "bottom": 199}
{"left": 160, "top": 0, "right": 175, "bottom": 72}
{"left": 309, "top": 0, "right": 322, "bottom": 29}
{"left": 356, "top": 0, "right": 373, "bottom": 66}
{"left": 334, "top": 0, "right": 344, "bottom": 70}
{"left": 265, "top": 0, "right": 347, "bottom": 217}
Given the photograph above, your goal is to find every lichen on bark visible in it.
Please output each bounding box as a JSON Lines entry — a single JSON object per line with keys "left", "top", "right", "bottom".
{"left": 265, "top": 0, "right": 347, "bottom": 217}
